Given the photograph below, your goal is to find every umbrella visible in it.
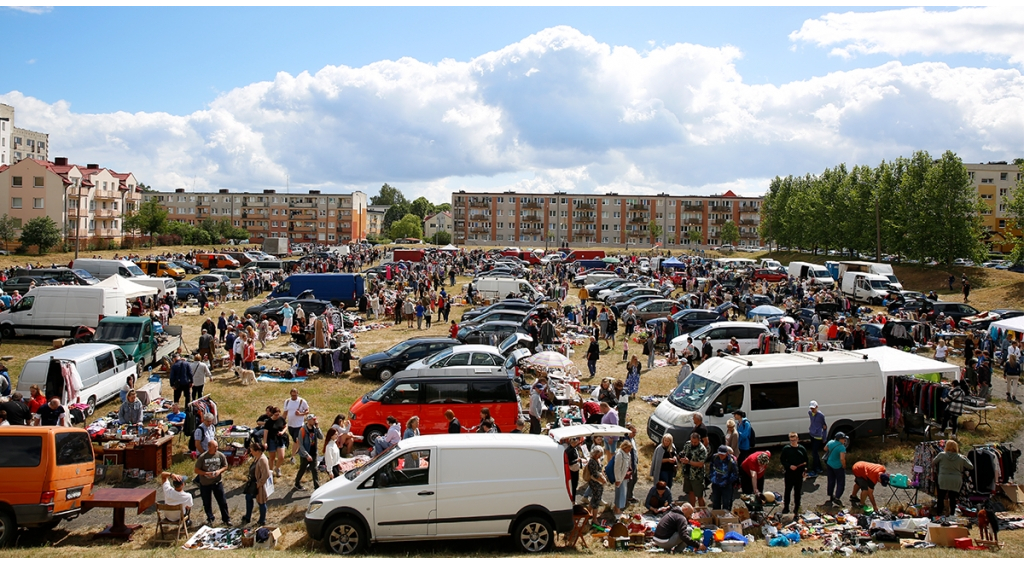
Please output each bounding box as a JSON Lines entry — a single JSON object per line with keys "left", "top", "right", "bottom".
{"left": 524, "top": 351, "right": 575, "bottom": 370}
{"left": 779, "top": 316, "right": 796, "bottom": 324}
{"left": 748, "top": 305, "right": 784, "bottom": 317}
{"left": 602, "top": 257, "right": 621, "bottom": 264}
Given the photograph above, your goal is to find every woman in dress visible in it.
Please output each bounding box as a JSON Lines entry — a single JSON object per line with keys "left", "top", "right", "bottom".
{"left": 625, "top": 356, "right": 641, "bottom": 397}
{"left": 725, "top": 419, "right": 740, "bottom": 456}
{"left": 650, "top": 434, "right": 679, "bottom": 488}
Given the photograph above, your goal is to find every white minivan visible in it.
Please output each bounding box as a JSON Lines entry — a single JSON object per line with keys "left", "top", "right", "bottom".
{"left": 304, "top": 426, "right": 627, "bottom": 555}
{"left": 647, "top": 351, "right": 886, "bottom": 450}
{"left": 16, "top": 343, "right": 137, "bottom": 415}
{"left": 788, "top": 261, "right": 835, "bottom": 287}
{"left": 72, "top": 258, "right": 146, "bottom": 279}
{"left": 670, "top": 321, "right": 770, "bottom": 357}
{"left": 0, "top": 286, "right": 128, "bottom": 338}
{"left": 471, "top": 277, "right": 542, "bottom": 302}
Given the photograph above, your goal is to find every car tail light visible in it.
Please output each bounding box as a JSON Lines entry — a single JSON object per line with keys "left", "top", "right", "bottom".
{"left": 40, "top": 490, "right": 55, "bottom": 505}
{"left": 563, "top": 452, "right": 573, "bottom": 501}
{"left": 880, "top": 338, "right": 886, "bottom": 345}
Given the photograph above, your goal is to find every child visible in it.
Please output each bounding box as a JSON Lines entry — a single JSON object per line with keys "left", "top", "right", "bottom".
{"left": 622, "top": 340, "right": 629, "bottom": 362}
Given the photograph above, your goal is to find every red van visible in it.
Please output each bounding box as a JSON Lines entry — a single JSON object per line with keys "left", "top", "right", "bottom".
{"left": 349, "top": 376, "right": 521, "bottom": 443}
{"left": 564, "top": 250, "right": 606, "bottom": 262}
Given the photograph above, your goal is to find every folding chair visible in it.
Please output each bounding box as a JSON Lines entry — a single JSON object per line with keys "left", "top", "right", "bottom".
{"left": 562, "top": 505, "right": 591, "bottom": 549}
{"left": 154, "top": 503, "right": 190, "bottom": 543}
{"left": 901, "top": 413, "right": 932, "bottom": 442}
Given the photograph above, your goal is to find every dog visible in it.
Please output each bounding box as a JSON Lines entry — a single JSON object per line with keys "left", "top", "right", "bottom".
{"left": 234, "top": 366, "right": 257, "bottom": 386}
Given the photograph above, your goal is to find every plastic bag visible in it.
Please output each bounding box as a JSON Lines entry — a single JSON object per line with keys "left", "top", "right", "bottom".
{"left": 768, "top": 535, "right": 791, "bottom": 547}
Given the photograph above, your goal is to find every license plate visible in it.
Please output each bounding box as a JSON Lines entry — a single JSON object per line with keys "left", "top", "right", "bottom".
{"left": 66, "top": 488, "right": 82, "bottom": 500}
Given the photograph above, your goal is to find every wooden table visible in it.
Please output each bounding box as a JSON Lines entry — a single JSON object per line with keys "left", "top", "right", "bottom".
{"left": 124, "top": 435, "right": 174, "bottom": 474}
{"left": 82, "top": 488, "right": 156, "bottom": 540}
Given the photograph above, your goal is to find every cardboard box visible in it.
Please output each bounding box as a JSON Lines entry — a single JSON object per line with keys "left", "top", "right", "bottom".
{"left": 255, "top": 527, "right": 282, "bottom": 550}
{"left": 1000, "top": 484, "right": 1024, "bottom": 504}
{"left": 926, "top": 524, "right": 969, "bottom": 547}
{"left": 712, "top": 510, "right": 739, "bottom": 526}
{"left": 724, "top": 522, "right": 744, "bottom": 536}
{"left": 732, "top": 507, "right": 750, "bottom": 521}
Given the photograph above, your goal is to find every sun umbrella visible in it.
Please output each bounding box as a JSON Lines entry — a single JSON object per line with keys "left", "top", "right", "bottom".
{"left": 602, "top": 257, "right": 621, "bottom": 264}
{"left": 748, "top": 305, "right": 785, "bottom": 317}
{"left": 779, "top": 316, "right": 796, "bottom": 324}
{"left": 524, "top": 351, "right": 575, "bottom": 370}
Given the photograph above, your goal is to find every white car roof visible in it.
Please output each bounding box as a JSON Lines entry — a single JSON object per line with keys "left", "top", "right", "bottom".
{"left": 447, "top": 344, "right": 502, "bottom": 355}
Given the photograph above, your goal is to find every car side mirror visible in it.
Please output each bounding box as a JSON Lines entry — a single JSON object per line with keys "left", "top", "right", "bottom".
{"left": 711, "top": 402, "right": 725, "bottom": 418}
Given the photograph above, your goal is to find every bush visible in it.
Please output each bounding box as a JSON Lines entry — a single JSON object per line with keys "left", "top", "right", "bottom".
{"left": 157, "top": 234, "right": 181, "bottom": 246}
{"left": 15, "top": 245, "right": 29, "bottom": 255}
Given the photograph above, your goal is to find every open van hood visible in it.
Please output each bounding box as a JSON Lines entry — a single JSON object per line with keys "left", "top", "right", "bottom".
{"left": 548, "top": 424, "right": 631, "bottom": 441}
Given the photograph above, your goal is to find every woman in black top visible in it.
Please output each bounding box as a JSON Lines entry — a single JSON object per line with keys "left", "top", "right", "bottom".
{"left": 586, "top": 336, "right": 600, "bottom": 379}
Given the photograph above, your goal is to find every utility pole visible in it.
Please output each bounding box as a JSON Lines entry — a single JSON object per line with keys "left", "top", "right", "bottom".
{"left": 875, "top": 198, "right": 881, "bottom": 263}
{"left": 73, "top": 178, "right": 81, "bottom": 259}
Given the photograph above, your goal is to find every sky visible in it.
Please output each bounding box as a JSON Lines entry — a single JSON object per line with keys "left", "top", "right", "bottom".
{"left": 2, "top": 5, "right": 1023, "bottom": 204}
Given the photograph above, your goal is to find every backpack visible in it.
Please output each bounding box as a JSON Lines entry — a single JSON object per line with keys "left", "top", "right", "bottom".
{"left": 605, "top": 453, "right": 617, "bottom": 483}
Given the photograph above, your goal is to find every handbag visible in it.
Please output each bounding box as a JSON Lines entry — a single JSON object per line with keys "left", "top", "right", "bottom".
{"left": 581, "top": 463, "right": 593, "bottom": 484}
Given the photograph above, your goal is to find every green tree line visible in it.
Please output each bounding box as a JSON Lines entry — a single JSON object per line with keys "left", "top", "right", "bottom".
{"left": 760, "top": 150, "right": 990, "bottom": 265}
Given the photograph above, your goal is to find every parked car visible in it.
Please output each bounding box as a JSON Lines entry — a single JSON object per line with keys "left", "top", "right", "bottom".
{"left": 169, "top": 260, "right": 203, "bottom": 275}
{"left": 669, "top": 321, "right": 771, "bottom": 357}
{"left": 175, "top": 280, "right": 202, "bottom": 301}
{"left": 606, "top": 286, "right": 659, "bottom": 305}
{"left": 191, "top": 273, "right": 230, "bottom": 288}
{"left": 752, "top": 268, "right": 788, "bottom": 283}
{"left": 458, "top": 309, "right": 530, "bottom": 330}
{"left": 243, "top": 297, "right": 297, "bottom": 319}
{"left": 613, "top": 294, "right": 665, "bottom": 316}
{"left": 924, "top": 302, "right": 980, "bottom": 324}
{"left": 3, "top": 276, "right": 61, "bottom": 295}
{"left": 457, "top": 320, "right": 525, "bottom": 345}
{"left": 396, "top": 345, "right": 509, "bottom": 379}
{"left": 646, "top": 308, "right": 727, "bottom": 345}
{"left": 263, "top": 299, "right": 332, "bottom": 326}
{"left": 359, "top": 337, "right": 460, "bottom": 382}
{"left": 460, "top": 300, "right": 536, "bottom": 323}
{"left": 632, "top": 299, "right": 681, "bottom": 323}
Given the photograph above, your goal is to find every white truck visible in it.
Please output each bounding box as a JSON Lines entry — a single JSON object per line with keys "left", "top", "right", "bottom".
{"left": 263, "top": 237, "right": 290, "bottom": 257}
{"left": 841, "top": 271, "right": 894, "bottom": 304}
{"left": 838, "top": 261, "right": 902, "bottom": 290}
{"left": 788, "top": 261, "right": 835, "bottom": 287}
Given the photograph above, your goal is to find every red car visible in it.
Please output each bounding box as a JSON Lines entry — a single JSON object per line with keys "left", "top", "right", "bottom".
{"left": 753, "top": 268, "right": 788, "bottom": 282}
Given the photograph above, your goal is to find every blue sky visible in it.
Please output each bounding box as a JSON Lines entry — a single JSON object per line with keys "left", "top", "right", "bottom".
{"left": 2, "top": 6, "right": 1022, "bottom": 202}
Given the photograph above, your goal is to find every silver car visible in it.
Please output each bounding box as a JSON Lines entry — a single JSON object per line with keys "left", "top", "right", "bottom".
{"left": 395, "top": 345, "right": 509, "bottom": 379}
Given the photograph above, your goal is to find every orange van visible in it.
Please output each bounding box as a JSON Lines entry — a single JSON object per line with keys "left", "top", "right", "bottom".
{"left": 194, "top": 253, "right": 240, "bottom": 270}
{"left": 0, "top": 427, "right": 95, "bottom": 546}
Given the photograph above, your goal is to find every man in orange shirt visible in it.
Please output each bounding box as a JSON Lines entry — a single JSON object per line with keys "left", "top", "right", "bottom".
{"left": 850, "top": 461, "right": 886, "bottom": 512}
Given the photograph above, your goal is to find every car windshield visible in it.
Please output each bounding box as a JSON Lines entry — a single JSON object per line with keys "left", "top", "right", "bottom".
{"left": 886, "top": 275, "right": 898, "bottom": 283}
{"left": 811, "top": 269, "right": 830, "bottom": 278}
{"left": 126, "top": 264, "right": 145, "bottom": 277}
{"left": 73, "top": 269, "right": 99, "bottom": 282}
{"left": 94, "top": 323, "right": 141, "bottom": 343}
{"left": 869, "top": 279, "right": 889, "bottom": 289}
{"left": 668, "top": 371, "right": 721, "bottom": 412}
{"left": 344, "top": 444, "right": 395, "bottom": 480}
{"left": 385, "top": 340, "right": 419, "bottom": 356}
{"left": 365, "top": 379, "right": 397, "bottom": 402}
{"left": 422, "top": 348, "right": 454, "bottom": 366}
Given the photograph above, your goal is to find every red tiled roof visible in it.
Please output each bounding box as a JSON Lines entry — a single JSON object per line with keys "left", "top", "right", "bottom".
{"left": 721, "top": 190, "right": 738, "bottom": 198}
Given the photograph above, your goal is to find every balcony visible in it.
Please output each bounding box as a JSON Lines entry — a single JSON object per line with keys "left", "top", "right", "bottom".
{"left": 574, "top": 215, "right": 595, "bottom": 223}
{"left": 289, "top": 224, "right": 316, "bottom": 232}
{"left": 684, "top": 218, "right": 702, "bottom": 226}
{"left": 522, "top": 214, "right": 541, "bottom": 222}
{"left": 713, "top": 218, "right": 729, "bottom": 225}
{"left": 94, "top": 208, "right": 118, "bottom": 218}
{"left": 470, "top": 213, "right": 490, "bottom": 221}
{"left": 521, "top": 228, "right": 541, "bottom": 236}
{"left": 575, "top": 202, "right": 595, "bottom": 211}
{"left": 471, "top": 226, "right": 489, "bottom": 234}
{"left": 630, "top": 216, "right": 648, "bottom": 224}
{"left": 741, "top": 233, "right": 759, "bottom": 239}
{"left": 629, "top": 204, "right": 649, "bottom": 211}
{"left": 93, "top": 189, "right": 119, "bottom": 200}
{"left": 523, "top": 201, "right": 541, "bottom": 209}
{"left": 740, "top": 219, "right": 759, "bottom": 226}
{"left": 683, "top": 204, "right": 703, "bottom": 212}
{"left": 468, "top": 200, "right": 489, "bottom": 208}
{"left": 96, "top": 228, "right": 119, "bottom": 237}
{"left": 289, "top": 201, "right": 318, "bottom": 208}
{"left": 710, "top": 204, "right": 732, "bottom": 212}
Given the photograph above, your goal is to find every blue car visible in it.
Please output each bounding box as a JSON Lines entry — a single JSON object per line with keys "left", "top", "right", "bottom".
{"left": 175, "top": 280, "right": 202, "bottom": 301}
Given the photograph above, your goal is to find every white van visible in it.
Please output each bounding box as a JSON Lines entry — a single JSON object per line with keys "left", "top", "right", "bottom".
{"left": 15, "top": 343, "right": 137, "bottom": 415}
{"left": 669, "top": 321, "right": 770, "bottom": 357}
{"left": 788, "top": 261, "right": 835, "bottom": 286}
{"left": 0, "top": 286, "right": 127, "bottom": 338}
{"left": 840, "top": 271, "right": 893, "bottom": 304}
{"left": 72, "top": 258, "right": 146, "bottom": 279}
{"left": 305, "top": 431, "right": 607, "bottom": 554}
{"left": 759, "top": 259, "right": 782, "bottom": 270}
{"left": 838, "top": 261, "right": 903, "bottom": 290}
{"left": 133, "top": 277, "right": 177, "bottom": 300}
{"left": 471, "top": 277, "right": 542, "bottom": 302}
{"left": 647, "top": 351, "right": 886, "bottom": 449}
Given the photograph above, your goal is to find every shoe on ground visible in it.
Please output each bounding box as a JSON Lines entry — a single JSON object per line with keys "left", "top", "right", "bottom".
{"left": 294, "top": 484, "right": 306, "bottom": 491}
{"left": 223, "top": 520, "right": 232, "bottom": 527}
{"left": 849, "top": 495, "right": 859, "bottom": 504}
{"left": 186, "top": 518, "right": 194, "bottom": 528}
{"left": 206, "top": 518, "right": 215, "bottom": 527}
{"left": 783, "top": 506, "right": 790, "bottom": 514}
{"left": 807, "top": 472, "right": 817, "bottom": 478}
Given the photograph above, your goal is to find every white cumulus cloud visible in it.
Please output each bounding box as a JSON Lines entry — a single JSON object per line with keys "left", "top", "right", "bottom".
{"left": 2, "top": 24, "right": 1022, "bottom": 204}
{"left": 790, "top": 7, "right": 1024, "bottom": 66}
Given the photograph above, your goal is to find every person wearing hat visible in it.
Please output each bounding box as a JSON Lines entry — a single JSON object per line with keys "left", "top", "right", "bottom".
{"left": 823, "top": 432, "right": 848, "bottom": 505}
{"left": 849, "top": 461, "right": 886, "bottom": 512}
{"left": 780, "top": 432, "right": 808, "bottom": 516}
{"left": 295, "top": 414, "right": 323, "bottom": 491}
{"left": 807, "top": 400, "right": 827, "bottom": 478}
{"left": 709, "top": 445, "right": 739, "bottom": 510}
{"left": 740, "top": 451, "right": 771, "bottom": 495}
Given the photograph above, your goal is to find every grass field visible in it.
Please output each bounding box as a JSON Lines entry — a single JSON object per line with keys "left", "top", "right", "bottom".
{"left": 2, "top": 244, "right": 1023, "bottom": 557}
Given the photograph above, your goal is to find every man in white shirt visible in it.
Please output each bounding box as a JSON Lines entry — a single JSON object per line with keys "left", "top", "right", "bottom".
{"left": 159, "top": 471, "right": 194, "bottom": 526}
{"left": 283, "top": 388, "right": 309, "bottom": 460}
{"left": 1007, "top": 340, "right": 1021, "bottom": 365}
{"left": 232, "top": 332, "right": 245, "bottom": 367}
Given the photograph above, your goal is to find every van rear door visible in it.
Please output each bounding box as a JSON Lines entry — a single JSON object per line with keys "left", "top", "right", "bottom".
{"left": 0, "top": 432, "right": 46, "bottom": 513}
{"left": 373, "top": 446, "right": 437, "bottom": 538}
{"left": 51, "top": 431, "right": 94, "bottom": 516}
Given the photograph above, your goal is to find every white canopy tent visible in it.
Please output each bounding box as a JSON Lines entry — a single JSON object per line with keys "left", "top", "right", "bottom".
{"left": 990, "top": 315, "right": 1024, "bottom": 335}
{"left": 439, "top": 244, "right": 459, "bottom": 252}
{"left": 95, "top": 274, "right": 158, "bottom": 299}
{"left": 861, "top": 346, "right": 959, "bottom": 381}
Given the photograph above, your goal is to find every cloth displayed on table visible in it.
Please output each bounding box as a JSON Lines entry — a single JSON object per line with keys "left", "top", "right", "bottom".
{"left": 257, "top": 375, "right": 307, "bottom": 383}
{"left": 182, "top": 526, "right": 244, "bottom": 550}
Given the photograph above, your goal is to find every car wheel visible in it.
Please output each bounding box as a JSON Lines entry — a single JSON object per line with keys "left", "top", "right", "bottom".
{"left": 0, "top": 509, "right": 16, "bottom": 548}
{"left": 513, "top": 515, "right": 553, "bottom": 553}
{"left": 363, "top": 425, "right": 386, "bottom": 447}
{"left": 378, "top": 368, "right": 395, "bottom": 382}
{"left": 324, "top": 517, "right": 366, "bottom": 555}
{"left": 86, "top": 396, "right": 97, "bottom": 417}
{"left": 0, "top": 325, "right": 14, "bottom": 340}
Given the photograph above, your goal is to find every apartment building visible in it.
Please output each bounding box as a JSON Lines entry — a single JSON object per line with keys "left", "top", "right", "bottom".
{"left": 0, "top": 157, "right": 141, "bottom": 247}
{"left": 0, "top": 103, "right": 49, "bottom": 166}
{"left": 423, "top": 210, "right": 453, "bottom": 241}
{"left": 968, "top": 161, "right": 1024, "bottom": 253}
{"left": 143, "top": 189, "right": 369, "bottom": 243}
{"left": 451, "top": 190, "right": 763, "bottom": 248}
{"left": 367, "top": 204, "right": 389, "bottom": 238}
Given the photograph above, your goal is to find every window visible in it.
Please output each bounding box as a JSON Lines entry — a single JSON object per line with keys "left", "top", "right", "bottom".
{"left": 382, "top": 382, "right": 420, "bottom": 404}
{"left": 750, "top": 382, "right": 800, "bottom": 410}
{"left": 381, "top": 449, "right": 431, "bottom": 487}
{"left": 33, "top": 198, "right": 43, "bottom": 208}
{"left": 424, "top": 382, "right": 469, "bottom": 404}
{"left": 713, "top": 385, "right": 745, "bottom": 414}
{"left": 471, "top": 381, "right": 514, "bottom": 403}
{"left": 12, "top": 176, "right": 22, "bottom": 187}
{"left": 0, "top": 436, "right": 42, "bottom": 467}
{"left": 11, "top": 197, "right": 22, "bottom": 208}
{"left": 471, "top": 352, "right": 499, "bottom": 366}
{"left": 1001, "top": 173, "right": 1008, "bottom": 181}
{"left": 33, "top": 176, "right": 44, "bottom": 188}
{"left": 55, "top": 432, "right": 94, "bottom": 466}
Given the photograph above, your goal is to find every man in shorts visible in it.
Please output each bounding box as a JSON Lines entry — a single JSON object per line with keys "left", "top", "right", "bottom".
{"left": 850, "top": 460, "right": 886, "bottom": 512}
{"left": 679, "top": 432, "right": 707, "bottom": 508}
{"left": 283, "top": 388, "right": 309, "bottom": 462}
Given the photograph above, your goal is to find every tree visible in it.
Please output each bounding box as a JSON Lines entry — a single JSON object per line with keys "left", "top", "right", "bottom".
{"left": 0, "top": 214, "right": 17, "bottom": 252}
{"left": 915, "top": 151, "right": 988, "bottom": 265}
{"left": 136, "top": 199, "right": 168, "bottom": 241}
{"left": 409, "top": 196, "right": 436, "bottom": 220}
{"left": 19, "top": 216, "right": 62, "bottom": 255}
{"left": 432, "top": 231, "right": 452, "bottom": 245}
{"left": 370, "top": 183, "right": 407, "bottom": 207}
{"left": 720, "top": 220, "right": 740, "bottom": 246}
{"left": 389, "top": 213, "right": 424, "bottom": 240}
{"left": 1006, "top": 161, "right": 1024, "bottom": 264}
{"left": 434, "top": 203, "right": 452, "bottom": 213}
{"left": 648, "top": 220, "right": 663, "bottom": 245}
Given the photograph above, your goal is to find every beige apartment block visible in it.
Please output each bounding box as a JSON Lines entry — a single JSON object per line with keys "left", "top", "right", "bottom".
{"left": 0, "top": 103, "right": 49, "bottom": 166}
{"left": 968, "top": 161, "right": 1024, "bottom": 253}
{"left": 423, "top": 210, "right": 453, "bottom": 241}
{"left": 451, "top": 190, "right": 763, "bottom": 249}
{"left": 144, "top": 188, "right": 369, "bottom": 243}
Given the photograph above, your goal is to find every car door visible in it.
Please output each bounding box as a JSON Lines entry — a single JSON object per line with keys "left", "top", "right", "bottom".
{"left": 436, "top": 352, "right": 472, "bottom": 377}
{"left": 106, "top": 348, "right": 135, "bottom": 403}
{"left": 738, "top": 327, "right": 766, "bottom": 354}
{"left": 470, "top": 352, "right": 503, "bottom": 377}
{"left": 372, "top": 447, "right": 437, "bottom": 539}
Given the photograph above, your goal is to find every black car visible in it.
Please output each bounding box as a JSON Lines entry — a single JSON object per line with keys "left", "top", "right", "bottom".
{"left": 169, "top": 260, "right": 203, "bottom": 275}
{"left": 2, "top": 276, "right": 60, "bottom": 294}
{"left": 264, "top": 299, "right": 332, "bottom": 325}
{"left": 245, "top": 297, "right": 297, "bottom": 319}
{"left": 461, "top": 300, "right": 537, "bottom": 323}
{"left": 646, "top": 308, "right": 726, "bottom": 345}
{"left": 457, "top": 320, "right": 525, "bottom": 345}
{"left": 924, "top": 302, "right": 979, "bottom": 323}
{"left": 359, "top": 337, "right": 460, "bottom": 381}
